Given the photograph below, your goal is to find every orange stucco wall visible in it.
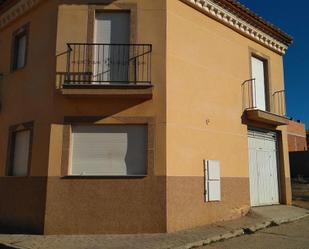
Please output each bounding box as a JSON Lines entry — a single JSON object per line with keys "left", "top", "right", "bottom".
{"left": 165, "top": 0, "right": 291, "bottom": 232}
{"left": 0, "top": 0, "right": 168, "bottom": 234}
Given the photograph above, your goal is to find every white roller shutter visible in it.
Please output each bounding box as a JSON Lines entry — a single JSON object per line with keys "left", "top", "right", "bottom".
{"left": 12, "top": 130, "right": 31, "bottom": 176}
{"left": 71, "top": 125, "right": 147, "bottom": 176}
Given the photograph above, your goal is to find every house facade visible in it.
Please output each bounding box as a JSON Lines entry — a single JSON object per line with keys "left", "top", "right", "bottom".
{"left": 0, "top": 0, "right": 292, "bottom": 234}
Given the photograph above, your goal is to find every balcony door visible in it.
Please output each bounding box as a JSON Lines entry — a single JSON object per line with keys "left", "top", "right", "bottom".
{"left": 94, "top": 12, "right": 130, "bottom": 84}
{"left": 251, "top": 56, "right": 267, "bottom": 111}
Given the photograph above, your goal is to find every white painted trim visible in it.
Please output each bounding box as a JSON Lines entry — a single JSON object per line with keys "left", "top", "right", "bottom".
{"left": 182, "top": 0, "right": 289, "bottom": 54}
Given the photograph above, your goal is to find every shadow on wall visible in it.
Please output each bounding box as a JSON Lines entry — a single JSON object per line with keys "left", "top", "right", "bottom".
{"left": 290, "top": 151, "right": 309, "bottom": 178}
{"left": 0, "top": 177, "right": 47, "bottom": 234}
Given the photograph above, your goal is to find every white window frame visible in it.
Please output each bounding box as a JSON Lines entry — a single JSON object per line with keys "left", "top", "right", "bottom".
{"left": 11, "top": 24, "right": 29, "bottom": 71}
{"left": 7, "top": 125, "right": 33, "bottom": 177}
{"left": 68, "top": 124, "right": 148, "bottom": 177}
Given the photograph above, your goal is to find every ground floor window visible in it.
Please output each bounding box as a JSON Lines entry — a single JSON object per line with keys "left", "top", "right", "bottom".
{"left": 70, "top": 124, "right": 148, "bottom": 176}
{"left": 7, "top": 127, "right": 32, "bottom": 176}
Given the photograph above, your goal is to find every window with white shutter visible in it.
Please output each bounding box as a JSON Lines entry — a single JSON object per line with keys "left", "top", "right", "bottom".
{"left": 204, "top": 160, "right": 221, "bottom": 202}
{"left": 10, "top": 130, "right": 31, "bottom": 176}
{"left": 70, "top": 125, "right": 148, "bottom": 176}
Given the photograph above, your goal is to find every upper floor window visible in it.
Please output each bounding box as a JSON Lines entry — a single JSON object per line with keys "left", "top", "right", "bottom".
{"left": 11, "top": 24, "right": 29, "bottom": 71}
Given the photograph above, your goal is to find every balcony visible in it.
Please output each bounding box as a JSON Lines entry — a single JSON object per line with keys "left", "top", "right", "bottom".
{"left": 60, "top": 43, "right": 153, "bottom": 98}
{"left": 242, "top": 79, "right": 289, "bottom": 126}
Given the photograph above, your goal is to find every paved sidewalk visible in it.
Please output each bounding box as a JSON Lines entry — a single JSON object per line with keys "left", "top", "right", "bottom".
{"left": 0, "top": 205, "right": 308, "bottom": 249}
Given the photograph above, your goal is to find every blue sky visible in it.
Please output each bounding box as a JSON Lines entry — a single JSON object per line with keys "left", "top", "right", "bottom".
{"left": 239, "top": 0, "right": 309, "bottom": 127}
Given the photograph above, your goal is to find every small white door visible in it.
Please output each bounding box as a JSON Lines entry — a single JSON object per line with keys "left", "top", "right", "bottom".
{"left": 251, "top": 56, "right": 266, "bottom": 111}
{"left": 248, "top": 130, "right": 279, "bottom": 206}
{"left": 94, "top": 12, "right": 130, "bottom": 83}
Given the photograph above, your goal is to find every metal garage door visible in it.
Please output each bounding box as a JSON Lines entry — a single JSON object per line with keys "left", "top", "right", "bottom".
{"left": 248, "top": 129, "right": 280, "bottom": 206}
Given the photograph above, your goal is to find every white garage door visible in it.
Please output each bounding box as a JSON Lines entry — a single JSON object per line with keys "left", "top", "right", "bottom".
{"left": 71, "top": 125, "right": 147, "bottom": 176}
{"left": 248, "top": 129, "right": 280, "bottom": 206}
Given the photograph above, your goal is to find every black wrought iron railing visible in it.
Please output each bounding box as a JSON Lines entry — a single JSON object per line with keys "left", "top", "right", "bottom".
{"left": 241, "top": 78, "right": 286, "bottom": 116}
{"left": 273, "top": 90, "right": 286, "bottom": 116}
{"left": 242, "top": 78, "right": 257, "bottom": 110}
{"left": 64, "top": 43, "right": 152, "bottom": 86}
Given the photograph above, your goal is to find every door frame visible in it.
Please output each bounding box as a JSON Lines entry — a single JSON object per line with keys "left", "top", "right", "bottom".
{"left": 87, "top": 5, "right": 137, "bottom": 45}
{"left": 248, "top": 48, "right": 272, "bottom": 112}
{"left": 92, "top": 10, "right": 131, "bottom": 83}
{"left": 93, "top": 10, "right": 131, "bottom": 45}
{"left": 247, "top": 127, "right": 282, "bottom": 206}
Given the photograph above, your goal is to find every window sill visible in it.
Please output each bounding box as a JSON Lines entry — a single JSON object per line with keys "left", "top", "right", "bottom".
{"left": 61, "top": 175, "right": 148, "bottom": 180}
{"left": 11, "top": 65, "right": 26, "bottom": 73}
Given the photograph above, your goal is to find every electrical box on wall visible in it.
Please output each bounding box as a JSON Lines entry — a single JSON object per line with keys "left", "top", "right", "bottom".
{"left": 204, "top": 160, "right": 221, "bottom": 202}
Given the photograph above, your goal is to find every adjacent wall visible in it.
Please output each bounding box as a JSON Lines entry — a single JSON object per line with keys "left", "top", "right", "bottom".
{"left": 0, "top": 0, "right": 168, "bottom": 234}
{"left": 166, "top": 0, "right": 291, "bottom": 232}
{"left": 0, "top": 0, "right": 58, "bottom": 233}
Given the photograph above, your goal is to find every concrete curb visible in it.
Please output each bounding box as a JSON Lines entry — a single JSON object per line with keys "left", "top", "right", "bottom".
{"left": 272, "top": 213, "right": 309, "bottom": 226}
{"left": 0, "top": 242, "right": 27, "bottom": 249}
{"left": 170, "top": 214, "right": 309, "bottom": 249}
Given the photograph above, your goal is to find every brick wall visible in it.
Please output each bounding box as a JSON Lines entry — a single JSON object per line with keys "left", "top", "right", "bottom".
{"left": 287, "top": 121, "right": 307, "bottom": 152}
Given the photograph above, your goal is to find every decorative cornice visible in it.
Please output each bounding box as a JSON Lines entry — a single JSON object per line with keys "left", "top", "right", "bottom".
{"left": 0, "top": 0, "right": 291, "bottom": 55}
{"left": 182, "top": 0, "right": 290, "bottom": 55}
{"left": 0, "top": 0, "right": 43, "bottom": 30}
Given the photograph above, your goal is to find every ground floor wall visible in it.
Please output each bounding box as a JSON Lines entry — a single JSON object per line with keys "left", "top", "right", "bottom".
{"left": 167, "top": 177, "right": 250, "bottom": 232}
{"left": 0, "top": 177, "right": 47, "bottom": 234}
{"left": 0, "top": 121, "right": 292, "bottom": 235}
{"left": 43, "top": 176, "right": 167, "bottom": 235}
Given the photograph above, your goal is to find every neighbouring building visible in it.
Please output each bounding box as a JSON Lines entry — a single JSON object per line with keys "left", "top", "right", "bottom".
{"left": 0, "top": 0, "right": 293, "bottom": 234}
{"left": 287, "top": 120, "right": 308, "bottom": 152}
{"left": 307, "top": 130, "right": 309, "bottom": 148}
{"left": 288, "top": 120, "right": 309, "bottom": 179}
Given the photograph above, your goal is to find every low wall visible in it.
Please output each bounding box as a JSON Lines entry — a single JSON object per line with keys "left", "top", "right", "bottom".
{"left": 289, "top": 151, "right": 309, "bottom": 178}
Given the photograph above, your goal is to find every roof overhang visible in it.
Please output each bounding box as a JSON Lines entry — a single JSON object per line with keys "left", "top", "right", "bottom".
{"left": 1, "top": 0, "right": 293, "bottom": 55}
{"left": 180, "top": 0, "right": 293, "bottom": 55}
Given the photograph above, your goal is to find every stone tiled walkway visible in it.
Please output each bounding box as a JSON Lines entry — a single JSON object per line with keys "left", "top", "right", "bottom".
{"left": 0, "top": 205, "right": 308, "bottom": 249}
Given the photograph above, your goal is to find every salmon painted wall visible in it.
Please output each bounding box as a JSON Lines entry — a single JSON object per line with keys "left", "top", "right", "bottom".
{"left": 0, "top": 0, "right": 58, "bottom": 177}
{"left": 0, "top": 0, "right": 168, "bottom": 234}
{"left": 45, "top": 0, "right": 168, "bottom": 234}
{"left": 165, "top": 0, "right": 291, "bottom": 232}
